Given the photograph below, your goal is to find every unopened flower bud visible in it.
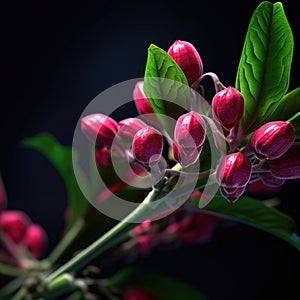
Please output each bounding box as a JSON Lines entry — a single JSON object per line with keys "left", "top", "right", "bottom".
{"left": 95, "top": 146, "right": 110, "bottom": 168}
{"left": 133, "top": 81, "right": 160, "bottom": 126}
{"left": 216, "top": 152, "right": 252, "bottom": 188}
{"left": 0, "top": 211, "right": 31, "bottom": 244}
{"left": 132, "top": 126, "right": 163, "bottom": 166}
{"left": 212, "top": 86, "right": 244, "bottom": 130}
{"left": 174, "top": 111, "right": 206, "bottom": 150}
{"left": 220, "top": 186, "right": 245, "bottom": 203}
{"left": 260, "top": 171, "right": 285, "bottom": 187}
{"left": 268, "top": 143, "right": 300, "bottom": 179}
{"left": 81, "top": 113, "right": 118, "bottom": 146}
{"left": 248, "top": 121, "right": 295, "bottom": 160}
{"left": 25, "top": 224, "right": 48, "bottom": 259}
{"left": 117, "top": 118, "right": 147, "bottom": 144}
{"left": 123, "top": 287, "right": 157, "bottom": 300}
{"left": 245, "top": 180, "right": 282, "bottom": 199}
{"left": 172, "top": 141, "right": 201, "bottom": 168}
{"left": 167, "top": 40, "right": 203, "bottom": 86}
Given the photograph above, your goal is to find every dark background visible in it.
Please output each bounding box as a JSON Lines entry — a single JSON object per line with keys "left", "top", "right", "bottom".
{"left": 1, "top": 1, "right": 300, "bottom": 299}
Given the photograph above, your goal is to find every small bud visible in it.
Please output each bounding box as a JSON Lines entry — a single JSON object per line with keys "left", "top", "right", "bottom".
{"left": 133, "top": 81, "right": 160, "bottom": 126}
{"left": 123, "top": 287, "right": 157, "bottom": 300}
{"left": 172, "top": 141, "right": 201, "bottom": 168}
{"left": 260, "top": 171, "right": 285, "bottom": 187}
{"left": 248, "top": 121, "right": 295, "bottom": 160}
{"left": 81, "top": 113, "right": 118, "bottom": 146}
{"left": 174, "top": 111, "right": 206, "bottom": 150}
{"left": 212, "top": 86, "right": 244, "bottom": 130}
{"left": 0, "top": 176, "right": 7, "bottom": 212}
{"left": 268, "top": 143, "right": 300, "bottom": 179}
{"left": 132, "top": 126, "right": 163, "bottom": 166}
{"left": 25, "top": 224, "right": 48, "bottom": 259}
{"left": 0, "top": 211, "right": 31, "bottom": 244}
{"left": 168, "top": 40, "right": 203, "bottom": 86}
{"left": 220, "top": 186, "right": 245, "bottom": 203}
{"left": 245, "top": 180, "right": 282, "bottom": 199}
{"left": 95, "top": 146, "right": 110, "bottom": 168}
{"left": 117, "top": 118, "right": 147, "bottom": 144}
{"left": 216, "top": 152, "right": 252, "bottom": 188}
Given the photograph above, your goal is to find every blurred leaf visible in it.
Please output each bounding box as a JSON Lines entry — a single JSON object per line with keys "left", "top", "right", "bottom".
{"left": 235, "top": 1, "right": 294, "bottom": 134}
{"left": 104, "top": 267, "right": 206, "bottom": 300}
{"left": 194, "top": 195, "right": 300, "bottom": 251}
{"left": 144, "top": 44, "right": 191, "bottom": 136}
{"left": 21, "top": 133, "right": 89, "bottom": 228}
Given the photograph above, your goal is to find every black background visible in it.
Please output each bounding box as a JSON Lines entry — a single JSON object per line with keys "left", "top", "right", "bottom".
{"left": 1, "top": 1, "right": 300, "bottom": 299}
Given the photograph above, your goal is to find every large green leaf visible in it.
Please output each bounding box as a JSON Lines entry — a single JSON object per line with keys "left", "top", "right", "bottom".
{"left": 21, "top": 133, "right": 90, "bottom": 228}
{"left": 194, "top": 195, "right": 300, "bottom": 251}
{"left": 143, "top": 44, "right": 191, "bottom": 136}
{"left": 235, "top": 1, "right": 294, "bottom": 135}
{"left": 104, "top": 267, "right": 206, "bottom": 300}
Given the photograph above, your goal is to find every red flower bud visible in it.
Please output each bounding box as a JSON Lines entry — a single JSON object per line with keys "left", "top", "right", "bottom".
{"left": 167, "top": 40, "right": 203, "bottom": 86}
{"left": 0, "top": 176, "right": 7, "bottom": 212}
{"left": 132, "top": 126, "right": 163, "bottom": 166}
{"left": 117, "top": 118, "right": 147, "bottom": 144}
{"left": 268, "top": 143, "right": 300, "bottom": 179}
{"left": 25, "top": 224, "right": 48, "bottom": 259}
{"left": 212, "top": 86, "right": 244, "bottom": 130}
{"left": 248, "top": 121, "right": 295, "bottom": 160}
{"left": 133, "top": 81, "right": 160, "bottom": 126}
{"left": 260, "top": 171, "right": 285, "bottom": 187}
{"left": 81, "top": 113, "right": 118, "bottom": 146}
{"left": 174, "top": 111, "right": 206, "bottom": 150}
{"left": 220, "top": 186, "right": 245, "bottom": 203}
{"left": 123, "top": 287, "right": 157, "bottom": 300}
{"left": 216, "top": 152, "right": 252, "bottom": 188}
{"left": 245, "top": 180, "right": 282, "bottom": 199}
{"left": 0, "top": 211, "right": 31, "bottom": 244}
{"left": 95, "top": 146, "right": 110, "bottom": 168}
{"left": 172, "top": 141, "right": 201, "bottom": 168}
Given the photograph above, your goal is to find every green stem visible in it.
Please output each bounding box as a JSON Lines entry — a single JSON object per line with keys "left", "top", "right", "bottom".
{"left": 0, "top": 263, "right": 23, "bottom": 277}
{"left": 0, "top": 275, "right": 26, "bottom": 299}
{"left": 45, "top": 188, "right": 160, "bottom": 284}
{"left": 11, "top": 288, "right": 26, "bottom": 300}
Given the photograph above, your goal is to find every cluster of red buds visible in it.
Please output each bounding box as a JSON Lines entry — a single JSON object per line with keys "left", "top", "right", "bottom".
{"left": 81, "top": 39, "right": 300, "bottom": 206}
{"left": 0, "top": 177, "right": 48, "bottom": 269}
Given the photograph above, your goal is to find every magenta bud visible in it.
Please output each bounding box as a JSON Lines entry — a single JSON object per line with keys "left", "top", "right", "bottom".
{"left": 245, "top": 180, "right": 282, "bottom": 199}
{"left": 212, "top": 86, "right": 244, "bottom": 130}
{"left": 25, "top": 224, "right": 48, "bottom": 259}
{"left": 123, "top": 288, "right": 157, "bottom": 300}
{"left": 81, "top": 113, "right": 118, "bottom": 146}
{"left": 133, "top": 81, "right": 160, "bottom": 126}
{"left": 0, "top": 210, "right": 31, "bottom": 244}
{"left": 268, "top": 143, "right": 300, "bottom": 179}
{"left": 220, "top": 186, "right": 246, "bottom": 203}
{"left": 167, "top": 40, "right": 203, "bottom": 86}
{"left": 132, "top": 126, "right": 163, "bottom": 166}
{"left": 216, "top": 152, "right": 252, "bottom": 188}
{"left": 260, "top": 172, "right": 285, "bottom": 187}
{"left": 95, "top": 146, "right": 110, "bottom": 168}
{"left": 117, "top": 118, "right": 147, "bottom": 144}
{"left": 172, "top": 141, "right": 202, "bottom": 168}
{"left": 248, "top": 121, "right": 295, "bottom": 160}
{"left": 174, "top": 111, "right": 206, "bottom": 150}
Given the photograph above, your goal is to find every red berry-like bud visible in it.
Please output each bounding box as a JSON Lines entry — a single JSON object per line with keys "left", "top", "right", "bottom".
{"left": 174, "top": 111, "right": 206, "bottom": 150}
{"left": 168, "top": 40, "right": 203, "bottom": 86}
{"left": 216, "top": 152, "right": 252, "bottom": 188}
{"left": 132, "top": 126, "right": 163, "bottom": 166}
{"left": 268, "top": 143, "right": 300, "bottom": 179}
{"left": 0, "top": 211, "right": 31, "bottom": 244}
{"left": 117, "top": 118, "right": 147, "bottom": 144}
{"left": 212, "top": 86, "right": 244, "bottom": 130}
{"left": 25, "top": 224, "right": 48, "bottom": 259}
{"left": 133, "top": 81, "right": 160, "bottom": 126}
{"left": 248, "top": 121, "right": 295, "bottom": 160}
{"left": 220, "top": 186, "right": 246, "bottom": 203}
{"left": 172, "top": 141, "right": 201, "bottom": 168}
{"left": 95, "top": 146, "right": 110, "bottom": 168}
{"left": 0, "top": 176, "right": 7, "bottom": 212}
{"left": 81, "top": 113, "right": 118, "bottom": 146}
{"left": 123, "top": 287, "right": 157, "bottom": 300}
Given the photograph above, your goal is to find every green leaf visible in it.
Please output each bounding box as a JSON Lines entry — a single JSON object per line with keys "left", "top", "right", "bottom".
{"left": 235, "top": 1, "right": 294, "bottom": 134}
{"left": 196, "top": 195, "right": 300, "bottom": 251}
{"left": 21, "top": 133, "right": 90, "bottom": 228}
{"left": 144, "top": 44, "right": 191, "bottom": 136}
{"left": 104, "top": 267, "right": 207, "bottom": 300}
